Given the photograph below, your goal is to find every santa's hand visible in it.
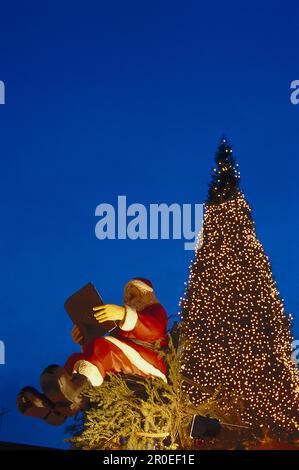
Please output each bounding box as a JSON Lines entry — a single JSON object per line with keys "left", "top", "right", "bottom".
{"left": 93, "top": 304, "right": 125, "bottom": 323}
{"left": 71, "top": 324, "right": 83, "bottom": 344}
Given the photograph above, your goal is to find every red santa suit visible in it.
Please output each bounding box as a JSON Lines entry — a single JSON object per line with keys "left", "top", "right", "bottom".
{"left": 64, "top": 279, "right": 168, "bottom": 386}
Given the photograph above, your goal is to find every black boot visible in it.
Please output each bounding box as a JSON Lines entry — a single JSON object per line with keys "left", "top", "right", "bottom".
{"left": 16, "top": 386, "right": 67, "bottom": 426}
{"left": 40, "top": 365, "right": 90, "bottom": 411}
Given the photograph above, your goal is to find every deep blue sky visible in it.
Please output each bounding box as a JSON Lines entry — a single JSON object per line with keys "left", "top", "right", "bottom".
{"left": 0, "top": 1, "right": 298, "bottom": 448}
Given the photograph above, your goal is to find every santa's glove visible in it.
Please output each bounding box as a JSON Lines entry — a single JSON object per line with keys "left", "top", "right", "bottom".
{"left": 71, "top": 324, "right": 83, "bottom": 345}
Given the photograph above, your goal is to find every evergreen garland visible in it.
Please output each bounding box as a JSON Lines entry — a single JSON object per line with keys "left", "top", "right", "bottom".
{"left": 66, "top": 335, "right": 232, "bottom": 450}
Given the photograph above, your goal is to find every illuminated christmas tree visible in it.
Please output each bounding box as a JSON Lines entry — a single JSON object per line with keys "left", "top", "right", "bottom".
{"left": 180, "top": 137, "right": 299, "bottom": 438}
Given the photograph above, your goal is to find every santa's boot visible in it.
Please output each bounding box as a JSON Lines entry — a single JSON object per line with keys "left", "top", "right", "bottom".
{"left": 16, "top": 386, "right": 67, "bottom": 426}
{"left": 40, "top": 363, "right": 96, "bottom": 412}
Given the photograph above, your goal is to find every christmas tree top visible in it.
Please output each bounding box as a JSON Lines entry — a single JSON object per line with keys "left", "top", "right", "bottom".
{"left": 207, "top": 136, "right": 241, "bottom": 204}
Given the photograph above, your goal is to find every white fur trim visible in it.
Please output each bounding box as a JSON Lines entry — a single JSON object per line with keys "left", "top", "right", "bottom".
{"left": 105, "top": 336, "right": 167, "bottom": 382}
{"left": 73, "top": 360, "right": 103, "bottom": 386}
{"left": 125, "top": 279, "right": 153, "bottom": 293}
{"left": 119, "top": 305, "right": 138, "bottom": 331}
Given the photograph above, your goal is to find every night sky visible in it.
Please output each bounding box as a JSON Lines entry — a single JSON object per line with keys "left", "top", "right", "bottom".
{"left": 0, "top": 1, "right": 298, "bottom": 448}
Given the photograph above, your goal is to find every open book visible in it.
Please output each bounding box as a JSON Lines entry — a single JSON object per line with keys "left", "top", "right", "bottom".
{"left": 64, "top": 282, "right": 117, "bottom": 346}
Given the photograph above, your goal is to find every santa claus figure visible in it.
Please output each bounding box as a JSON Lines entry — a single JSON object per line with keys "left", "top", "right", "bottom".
{"left": 17, "top": 278, "right": 168, "bottom": 425}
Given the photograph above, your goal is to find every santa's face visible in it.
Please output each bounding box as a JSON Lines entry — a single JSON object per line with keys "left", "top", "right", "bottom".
{"left": 124, "top": 285, "right": 140, "bottom": 307}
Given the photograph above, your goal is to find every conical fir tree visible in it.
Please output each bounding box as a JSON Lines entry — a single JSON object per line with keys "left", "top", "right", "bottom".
{"left": 180, "top": 137, "right": 299, "bottom": 438}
